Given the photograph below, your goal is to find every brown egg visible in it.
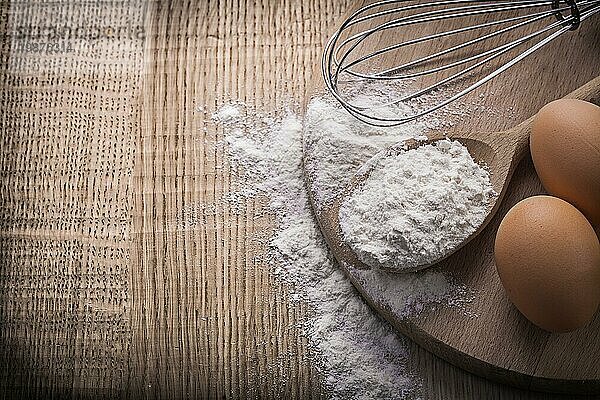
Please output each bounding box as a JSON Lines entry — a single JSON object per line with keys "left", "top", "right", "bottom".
{"left": 494, "top": 196, "right": 600, "bottom": 333}
{"left": 530, "top": 98, "right": 600, "bottom": 227}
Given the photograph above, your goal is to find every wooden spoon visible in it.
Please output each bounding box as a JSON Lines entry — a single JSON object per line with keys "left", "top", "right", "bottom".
{"left": 320, "top": 75, "right": 600, "bottom": 273}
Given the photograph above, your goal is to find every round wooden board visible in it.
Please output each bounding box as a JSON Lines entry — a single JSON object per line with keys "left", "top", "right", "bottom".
{"left": 302, "top": 2, "right": 600, "bottom": 395}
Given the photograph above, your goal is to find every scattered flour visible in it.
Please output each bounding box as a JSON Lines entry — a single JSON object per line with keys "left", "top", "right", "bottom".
{"left": 339, "top": 139, "right": 497, "bottom": 271}
{"left": 349, "top": 264, "right": 472, "bottom": 317}
{"left": 203, "top": 87, "right": 474, "bottom": 399}
{"left": 303, "top": 83, "right": 460, "bottom": 212}
{"left": 212, "top": 103, "right": 242, "bottom": 123}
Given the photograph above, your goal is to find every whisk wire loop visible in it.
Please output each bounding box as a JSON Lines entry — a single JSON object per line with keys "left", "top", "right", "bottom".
{"left": 322, "top": 0, "right": 600, "bottom": 126}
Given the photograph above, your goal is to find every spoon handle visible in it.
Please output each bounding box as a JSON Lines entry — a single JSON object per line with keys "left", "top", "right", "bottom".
{"left": 509, "top": 75, "right": 600, "bottom": 163}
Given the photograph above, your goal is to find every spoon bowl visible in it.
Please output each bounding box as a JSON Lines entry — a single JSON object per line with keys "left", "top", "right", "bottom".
{"left": 324, "top": 75, "right": 600, "bottom": 273}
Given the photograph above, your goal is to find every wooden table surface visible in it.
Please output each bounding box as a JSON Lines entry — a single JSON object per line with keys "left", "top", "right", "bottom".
{"left": 0, "top": 1, "right": 597, "bottom": 399}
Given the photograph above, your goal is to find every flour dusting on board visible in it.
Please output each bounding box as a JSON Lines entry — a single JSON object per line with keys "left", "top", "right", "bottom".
{"left": 303, "top": 82, "right": 461, "bottom": 211}
{"left": 204, "top": 87, "right": 474, "bottom": 399}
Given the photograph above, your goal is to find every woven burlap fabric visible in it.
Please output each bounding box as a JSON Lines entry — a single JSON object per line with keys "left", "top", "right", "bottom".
{"left": 1, "top": 1, "right": 144, "bottom": 396}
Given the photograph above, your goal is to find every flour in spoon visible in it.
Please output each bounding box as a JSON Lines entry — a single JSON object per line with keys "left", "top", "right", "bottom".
{"left": 339, "top": 139, "right": 497, "bottom": 271}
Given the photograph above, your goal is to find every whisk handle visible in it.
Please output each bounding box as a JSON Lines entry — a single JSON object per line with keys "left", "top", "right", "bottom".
{"left": 552, "top": 0, "right": 581, "bottom": 30}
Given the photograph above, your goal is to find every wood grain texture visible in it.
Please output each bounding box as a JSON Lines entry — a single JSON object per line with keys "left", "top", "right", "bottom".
{"left": 1, "top": 0, "right": 599, "bottom": 399}
{"left": 0, "top": 0, "right": 145, "bottom": 397}
{"left": 306, "top": 0, "right": 600, "bottom": 395}
{"left": 126, "top": 1, "right": 336, "bottom": 398}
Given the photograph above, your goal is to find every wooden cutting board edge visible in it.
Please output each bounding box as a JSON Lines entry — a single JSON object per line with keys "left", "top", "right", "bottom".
{"left": 303, "top": 166, "right": 600, "bottom": 395}
{"left": 300, "top": 1, "right": 600, "bottom": 392}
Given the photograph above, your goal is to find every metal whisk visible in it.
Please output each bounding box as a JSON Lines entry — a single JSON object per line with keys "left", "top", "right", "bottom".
{"left": 322, "top": 0, "right": 600, "bottom": 126}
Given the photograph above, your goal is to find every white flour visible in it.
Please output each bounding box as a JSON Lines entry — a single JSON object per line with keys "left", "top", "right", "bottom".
{"left": 205, "top": 89, "right": 473, "bottom": 399}
{"left": 339, "top": 139, "right": 497, "bottom": 271}
{"left": 302, "top": 82, "right": 464, "bottom": 212}
{"left": 212, "top": 103, "right": 242, "bottom": 122}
